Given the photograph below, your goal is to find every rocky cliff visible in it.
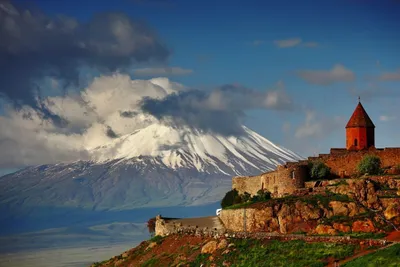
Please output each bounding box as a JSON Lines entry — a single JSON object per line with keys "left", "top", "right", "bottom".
{"left": 220, "top": 177, "right": 400, "bottom": 235}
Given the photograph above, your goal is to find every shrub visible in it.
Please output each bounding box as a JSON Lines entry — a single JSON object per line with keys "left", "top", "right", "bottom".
{"left": 147, "top": 217, "right": 156, "bottom": 236}
{"left": 221, "top": 189, "right": 240, "bottom": 208}
{"left": 241, "top": 192, "right": 251, "bottom": 202}
{"left": 357, "top": 155, "right": 381, "bottom": 175}
{"left": 250, "top": 189, "right": 271, "bottom": 202}
{"left": 310, "top": 161, "right": 331, "bottom": 180}
{"left": 256, "top": 189, "right": 271, "bottom": 201}
{"left": 149, "top": 235, "right": 164, "bottom": 244}
{"left": 394, "top": 164, "right": 400, "bottom": 174}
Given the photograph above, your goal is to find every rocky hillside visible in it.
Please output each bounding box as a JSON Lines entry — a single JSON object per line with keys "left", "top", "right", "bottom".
{"left": 220, "top": 176, "right": 400, "bottom": 236}
{"left": 90, "top": 175, "right": 400, "bottom": 267}
{"left": 90, "top": 233, "right": 400, "bottom": 267}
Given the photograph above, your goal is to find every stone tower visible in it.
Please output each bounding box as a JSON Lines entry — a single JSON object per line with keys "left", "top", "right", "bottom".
{"left": 345, "top": 100, "right": 375, "bottom": 150}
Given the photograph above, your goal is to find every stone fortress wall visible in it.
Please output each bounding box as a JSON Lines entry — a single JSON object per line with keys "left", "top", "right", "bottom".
{"left": 232, "top": 147, "right": 400, "bottom": 197}
{"left": 232, "top": 164, "right": 308, "bottom": 197}
{"left": 316, "top": 147, "right": 400, "bottom": 177}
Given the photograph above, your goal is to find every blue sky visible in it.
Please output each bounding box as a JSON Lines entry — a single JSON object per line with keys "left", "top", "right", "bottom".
{"left": 1, "top": 0, "right": 400, "bottom": 173}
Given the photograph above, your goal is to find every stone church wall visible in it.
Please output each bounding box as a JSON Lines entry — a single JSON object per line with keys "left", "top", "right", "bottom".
{"left": 232, "top": 147, "right": 400, "bottom": 197}
{"left": 313, "top": 147, "right": 400, "bottom": 177}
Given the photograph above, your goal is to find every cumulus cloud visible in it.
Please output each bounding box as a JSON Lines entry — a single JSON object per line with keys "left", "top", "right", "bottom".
{"left": 133, "top": 67, "right": 193, "bottom": 76}
{"left": 0, "top": 0, "right": 169, "bottom": 117}
{"left": 0, "top": 74, "right": 184, "bottom": 168}
{"left": 273, "top": 38, "right": 319, "bottom": 48}
{"left": 297, "top": 64, "right": 355, "bottom": 85}
{"left": 0, "top": 74, "right": 295, "bottom": 167}
{"left": 295, "top": 111, "right": 344, "bottom": 139}
{"left": 378, "top": 69, "right": 400, "bottom": 81}
{"left": 140, "top": 81, "right": 293, "bottom": 136}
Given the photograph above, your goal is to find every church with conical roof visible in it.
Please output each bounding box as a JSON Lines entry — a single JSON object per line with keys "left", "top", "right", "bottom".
{"left": 232, "top": 99, "right": 400, "bottom": 198}
{"left": 345, "top": 100, "right": 375, "bottom": 151}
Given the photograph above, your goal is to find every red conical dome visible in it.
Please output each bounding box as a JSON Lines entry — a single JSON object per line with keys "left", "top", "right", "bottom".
{"left": 346, "top": 102, "right": 375, "bottom": 128}
{"left": 345, "top": 101, "right": 375, "bottom": 150}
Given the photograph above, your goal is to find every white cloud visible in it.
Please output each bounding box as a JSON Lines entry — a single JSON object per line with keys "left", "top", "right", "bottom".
{"left": 273, "top": 38, "right": 319, "bottom": 48}
{"left": 133, "top": 67, "right": 193, "bottom": 76}
{"left": 297, "top": 64, "right": 355, "bottom": 85}
{"left": 274, "top": 38, "right": 302, "bottom": 48}
{"left": 0, "top": 74, "right": 185, "bottom": 168}
{"left": 380, "top": 115, "right": 396, "bottom": 122}
{"left": 378, "top": 69, "right": 400, "bottom": 81}
{"left": 295, "top": 111, "right": 344, "bottom": 139}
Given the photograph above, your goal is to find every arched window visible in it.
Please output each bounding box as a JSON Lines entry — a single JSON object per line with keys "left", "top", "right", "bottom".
{"left": 354, "top": 139, "right": 358, "bottom": 147}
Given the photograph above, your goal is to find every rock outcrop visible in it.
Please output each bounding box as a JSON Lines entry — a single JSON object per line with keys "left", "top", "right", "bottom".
{"left": 220, "top": 177, "right": 400, "bottom": 235}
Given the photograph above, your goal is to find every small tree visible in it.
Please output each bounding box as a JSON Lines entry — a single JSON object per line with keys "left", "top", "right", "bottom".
{"left": 251, "top": 189, "right": 271, "bottom": 202}
{"left": 310, "top": 161, "right": 331, "bottom": 180}
{"left": 221, "top": 189, "right": 240, "bottom": 208}
{"left": 147, "top": 217, "right": 156, "bottom": 237}
{"left": 257, "top": 189, "right": 271, "bottom": 201}
{"left": 357, "top": 155, "right": 381, "bottom": 175}
{"left": 241, "top": 192, "right": 251, "bottom": 202}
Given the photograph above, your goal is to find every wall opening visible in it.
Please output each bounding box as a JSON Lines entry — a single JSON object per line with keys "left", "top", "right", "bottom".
{"left": 354, "top": 139, "right": 358, "bottom": 147}
{"left": 292, "top": 171, "right": 295, "bottom": 179}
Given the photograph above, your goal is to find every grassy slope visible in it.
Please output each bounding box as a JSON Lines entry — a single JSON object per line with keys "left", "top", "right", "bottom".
{"left": 92, "top": 235, "right": 359, "bottom": 267}
{"left": 343, "top": 243, "right": 400, "bottom": 267}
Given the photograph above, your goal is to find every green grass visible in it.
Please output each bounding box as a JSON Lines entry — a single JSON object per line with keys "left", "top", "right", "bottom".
{"left": 141, "top": 257, "right": 159, "bottom": 267}
{"left": 149, "top": 235, "right": 164, "bottom": 244}
{"left": 223, "top": 201, "right": 254, "bottom": 210}
{"left": 343, "top": 244, "right": 400, "bottom": 267}
{"left": 348, "top": 232, "right": 387, "bottom": 239}
{"left": 191, "top": 239, "right": 358, "bottom": 267}
{"left": 224, "top": 191, "right": 353, "bottom": 211}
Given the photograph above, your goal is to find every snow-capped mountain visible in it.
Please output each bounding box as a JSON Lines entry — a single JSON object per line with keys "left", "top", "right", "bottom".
{"left": 91, "top": 122, "right": 300, "bottom": 175}
{"left": 0, "top": 122, "right": 301, "bottom": 211}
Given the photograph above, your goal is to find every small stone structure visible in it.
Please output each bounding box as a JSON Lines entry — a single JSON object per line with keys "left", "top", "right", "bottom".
{"left": 233, "top": 164, "right": 308, "bottom": 197}
{"left": 155, "top": 215, "right": 225, "bottom": 237}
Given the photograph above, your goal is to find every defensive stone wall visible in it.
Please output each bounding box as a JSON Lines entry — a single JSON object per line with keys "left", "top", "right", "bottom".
{"left": 232, "top": 147, "right": 400, "bottom": 199}
{"left": 313, "top": 147, "right": 400, "bottom": 177}
{"left": 232, "top": 164, "right": 308, "bottom": 197}
{"left": 232, "top": 175, "right": 262, "bottom": 196}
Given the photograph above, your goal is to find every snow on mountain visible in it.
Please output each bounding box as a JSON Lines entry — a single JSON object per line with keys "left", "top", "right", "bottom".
{"left": 0, "top": 74, "right": 302, "bottom": 210}
{"left": 0, "top": 121, "right": 302, "bottom": 211}
{"left": 91, "top": 122, "right": 300, "bottom": 175}
{"left": 1, "top": 133, "right": 298, "bottom": 213}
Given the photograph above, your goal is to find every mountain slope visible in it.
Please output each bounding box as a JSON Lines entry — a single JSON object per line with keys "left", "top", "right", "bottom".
{"left": 0, "top": 124, "right": 302, "bottom": 211}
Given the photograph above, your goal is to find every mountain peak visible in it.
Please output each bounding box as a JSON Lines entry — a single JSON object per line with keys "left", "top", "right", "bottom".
{"left": 90, "top": 122, "right": 301, "bottom": 175}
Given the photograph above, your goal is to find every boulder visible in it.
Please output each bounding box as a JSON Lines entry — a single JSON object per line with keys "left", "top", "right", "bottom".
{"left": 329, "top": 201, "right": 349, "bottom": 217}
{"left": 333, "top": 223, "right": 351, "bottom": 233}
{"left": 218, "top": 239, "right": 228, "bottom": 250}
{"left": 146, "top": 242, "right": 157, "bottom": 250}
{"left": 201, "top": 240, "right": 218, "bottom": 254}
{"left": 384, "top": 203, "right": 400, "bottom": 220}
{"left": 314, "top": 225, "right": 338, "bottom": 235}
{"left": 352, "top": 219, "right": 376, "bottom": 233}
